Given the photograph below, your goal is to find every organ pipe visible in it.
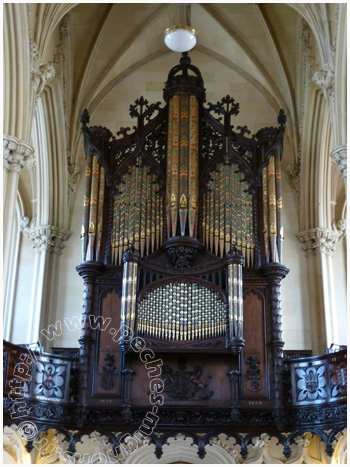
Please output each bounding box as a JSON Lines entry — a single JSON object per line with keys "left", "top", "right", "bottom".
{"left": 136, "top": 282, "right": 227, "bottom": 341}
{"left": 203, "top": 163, "right": 254, "bottom": 266}
{"left": 111, "top": 165, "right": 163, "bottom": 265}
{"left": 121, "top": 248, "right": 139, "bottom": 337}
{"left": 81, "top": 152, "right": 92, "bottom": 261}
{"left": 166, "top": 93, "right": 199, "bottom": 238}
{"left": 227, "top": 246, "right": 244, "bottom": 339}
{"left": 81, "top": 154, "right": 105, "bottom": 262}
{"left": 262, "top": 152, "right": 283, "bottom": 263}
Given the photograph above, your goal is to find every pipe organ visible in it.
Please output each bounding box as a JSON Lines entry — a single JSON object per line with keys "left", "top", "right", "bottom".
{"left": 77, "top": 52, "right": 291, "bottom": 423}
{"left": 4, "top": 53, "right": 346, "bottom": 458}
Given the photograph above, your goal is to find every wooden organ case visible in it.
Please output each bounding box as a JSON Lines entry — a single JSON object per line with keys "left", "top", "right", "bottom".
{"left": 78, "top": 53, "right": 290, "bottom": 428}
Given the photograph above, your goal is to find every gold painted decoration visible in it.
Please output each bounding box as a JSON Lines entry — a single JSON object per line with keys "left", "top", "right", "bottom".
{"left": 81, "top": 153, "right": 92, "bottom": 261}
{"left": 224, "top": 163, "right": 231, "bottom": 255}
{"left": 166, "top": 93, "right": 199, "bottom": 238}
{"left": 170, "top": 95, "right": 180, "bottom": 236}
{"left": 261, "top": 153, "right": 284, "bottom": 264}
{"left": 179, "top": 94, "right": 189, "bottom": 236}
{"left": 146, "top": 173, "right": 152, "bottom": 255}
{"left": 188, "top": 96, "right": 199, "bottom": 237}
{"left": 96, "top": 166, "right": 105, "bottom": 260}
{"left": 111, "top": 165, "right": 163, "bottom": 265}
{"left": 262, "top": 166, "right": 269, "bottom": 261}
{"left": 267, "top": 156, "right": 278, "bottom": 262}
{"left": 81, "top": 154, "right": 106, "bottom": 262}
{"left": 87, "top": 156, "right": 100, "bottom": 261}
{"left": 203, "top": 163, "right": 254, "bottom": 266}
{"left": 121, "top": 259, "right": 138, "bottom": 336}
{"left": 275, "top": 152, "right": 283, "bottom": 263}
{"left": 166, "top": 98, "right": 173, "bottom": 237}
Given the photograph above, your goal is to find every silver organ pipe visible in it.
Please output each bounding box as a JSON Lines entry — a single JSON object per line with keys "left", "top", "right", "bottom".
{"left": 227, "top": 245, "right": 244, "bottom": 339}
{"left": 120, "top": 247, "right": 140, "bottom": 337}
{"left": 136, "top": 281, "right": 227, "bottom": 341}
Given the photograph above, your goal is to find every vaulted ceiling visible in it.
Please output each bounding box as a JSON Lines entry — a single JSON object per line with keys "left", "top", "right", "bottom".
{"left": 31, "top": 3, "right": 319, "bottom": 168}
{"left": 66, "top": 4, "right": 301, "bottom": 160}
{"left": 26, "top": 2, "right": 343, "bottom": 182}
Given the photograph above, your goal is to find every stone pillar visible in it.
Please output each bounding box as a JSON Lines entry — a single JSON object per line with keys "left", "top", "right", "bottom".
{"left": 297, "top": 228, "right": 341, "bottom": 354}
{"left": 330, "top": 144, "right": 347, "bottom": 181}
{"left": 21, "top": 224, "right": 70, "bottom": 345}
{"left": 3, "top": 135, "right": 34, "bottom": 341}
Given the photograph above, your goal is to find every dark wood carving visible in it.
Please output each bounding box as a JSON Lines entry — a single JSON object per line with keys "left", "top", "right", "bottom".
{"left": 245, "top": 356, "right": 262, "bottom": 392}
{"left": 101, "top": 353, "right": 117, "bottom": 390}
{"left": 162, "top": 361, "right": 213, "bottom": 400}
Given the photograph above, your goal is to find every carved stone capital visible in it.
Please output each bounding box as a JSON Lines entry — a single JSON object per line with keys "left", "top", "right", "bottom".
{"left": 294, "top": 433, "right": 312, "bottom": 448}
{"left": 68, "top": 162, "right": 80, "bottom": 185}
{"left": 312, "top": 64, "right": 335, "bottom": 104}
{"left": 333, "top": 219, "right": 346, "bottom": 240}
{"left": 3, "top": 135, "right": 34, "bottom": 173}
{"left": 330, "top": 144, "right": 347, "bottom": 179}
{"left": 286, "top": 158, "right": 301, "bottom": 196}
{"left": 68, "top": 161, "right": 81, "bottom": 193}
{"left": 297, "top": 228, "right": 340, "bottom": 255}
{"left": 21, "top": 222, "right": 70, "bottom": 254}
{"left": 252, "top": 433, "right": 271, "bottom": 449}
{"left": 31, "top": 40, "right": 56, "bottom": 99}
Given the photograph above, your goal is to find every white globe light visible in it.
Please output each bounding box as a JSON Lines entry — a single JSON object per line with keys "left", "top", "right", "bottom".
{"left": 164, "top": 26, "right": 197, "bottom": 53}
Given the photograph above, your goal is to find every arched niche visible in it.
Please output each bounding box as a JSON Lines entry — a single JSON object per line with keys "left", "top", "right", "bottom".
{"left": 125, "top": 437, "right": 236, "bottom": 464}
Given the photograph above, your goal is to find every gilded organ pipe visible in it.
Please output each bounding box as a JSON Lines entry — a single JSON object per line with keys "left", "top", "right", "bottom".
{"left": 203, "top": 164, "right": 254, "bottom": 266}
{"left": 111, "top": 165, "right": 163, "bottom": 265}
{"left": 275, "top": 152, "right": 283, "bottom": 263}
{"left": 188, "top": 96, "right": 199, "bottom": 238}
{"left": 81, "top": 153, "right": 92, "bottom": 261}
{"left": 170, "top": 95, "right": 180, "bottom": 237}
{"left": 268, "top": 156, "right": 278, "bottom": 262}
{"left": 262, "top": 166, "right": 269, "bottom": 261}
{"left": 81, "top": 154, "right": 106, "bottom": 262}
{"left": 87, "top": 156, "right": 99, "bottom": 261}
{"left": 262, "top": 153, "right": 283, "bottom": 264}
{"left": 96, "top": 166, "right": 105, "bottom": 260}
{"left": 166, "top": 92, "right": 199, "bottom": 239}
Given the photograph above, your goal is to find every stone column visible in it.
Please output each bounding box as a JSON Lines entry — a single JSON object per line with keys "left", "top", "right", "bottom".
{"left": 21, "top": 224, "right": 70, "bottom": 345}
{"left": 297, "top": 228, "right": 341, "bottom": 354}
{"left": 3, "top": 135, "right": 34, "bottom": 341}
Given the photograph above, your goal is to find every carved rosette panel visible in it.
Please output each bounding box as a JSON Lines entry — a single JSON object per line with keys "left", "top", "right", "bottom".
{"left": 294, "top": 364, "right": 328, "bottom": 404}
{"left": 330, "top": 361, "right": 347, "bottom": 399}
{"left": 23, "top": 357, "right": 71, "bottom": 403}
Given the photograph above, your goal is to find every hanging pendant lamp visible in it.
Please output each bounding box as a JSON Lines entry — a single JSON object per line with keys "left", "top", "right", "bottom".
{"left": 164, "top": 4, "right": 197, "bottom": 52}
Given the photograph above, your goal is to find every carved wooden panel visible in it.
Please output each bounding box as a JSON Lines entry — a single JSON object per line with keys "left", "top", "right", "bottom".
{"left": 241, "top": 290, "right": 268, "bottom": 398}
{"left": 94, "top": 290, "right": 122, "bottom": 396}
{"left": 130, "top": 353, "right": 231, "bottom": 406}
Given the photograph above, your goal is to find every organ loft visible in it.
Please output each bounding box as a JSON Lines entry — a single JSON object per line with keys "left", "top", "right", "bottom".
{"left": 4, "top": 53, "right": 346, "bottom": 462}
